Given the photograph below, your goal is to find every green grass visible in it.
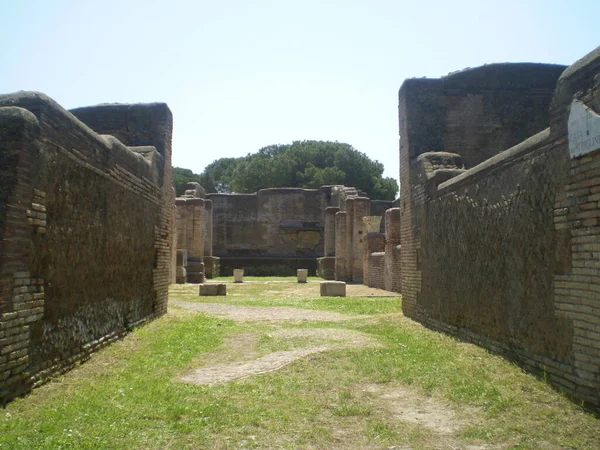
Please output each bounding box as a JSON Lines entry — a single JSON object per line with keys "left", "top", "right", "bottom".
{"left": 1, "top": 280, "right": 598, "bottom": 449}
{"left": 171, "top": 282, "right": 401, "bottom": 315}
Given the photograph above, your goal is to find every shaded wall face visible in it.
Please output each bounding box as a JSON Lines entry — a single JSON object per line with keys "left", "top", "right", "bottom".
{"left": 0, "top": 93, "right": 172, "bottom": 404}
{"left": 403, "top": 64, "right": 566, "bottom": 169}
{"left": 209, "top": 189, "right": 325, "bottom": 258}
{"left": 399, "top": 50, "right": 600, "bottom": 409}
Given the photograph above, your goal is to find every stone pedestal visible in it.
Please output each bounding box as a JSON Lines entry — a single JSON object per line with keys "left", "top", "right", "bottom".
{"left": 199, "top": 283, "right": 227, "bottom": 296}
{"left": 204, "top": 256, "right": 220, "bottom": 279}
{"left": 233, "top": 269, "right": 244, "bottom": 283}
{"left": 320, "top": 281, "right": 346, "bottom": 297}
{"left": 297, "top": 269, "right": 308, "bottom": 283}
{"left": 175, "top": 266, "right": 187, "bottom": 284}
{"left": 316, "top": 256, "right": 335, "bottom": 280}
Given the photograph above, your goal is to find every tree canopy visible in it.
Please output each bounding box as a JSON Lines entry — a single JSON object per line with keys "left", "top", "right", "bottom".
{"left": 173, "top": 141, "right": 398, "bottom": 200}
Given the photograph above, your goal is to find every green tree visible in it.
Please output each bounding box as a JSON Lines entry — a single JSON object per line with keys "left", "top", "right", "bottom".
{"left": 185, "top": 141, "right": 398, "bottom": 200}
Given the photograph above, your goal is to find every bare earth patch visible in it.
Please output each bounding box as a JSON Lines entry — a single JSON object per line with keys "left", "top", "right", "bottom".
{"left": 179, "top": 328, "right": 381, "bottom": 385}
{"left": 171, "top": 300, "right": 368, "bottom": 322}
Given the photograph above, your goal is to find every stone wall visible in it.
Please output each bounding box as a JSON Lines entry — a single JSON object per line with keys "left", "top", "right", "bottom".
{"left": 209, "top": 188, "right": 326, "bottom": 275}
{"left": 399, "top": 49, "right": 600, "bottom": 409}
{"left": 0, "top": 92, "right": 173, "bottom": 405}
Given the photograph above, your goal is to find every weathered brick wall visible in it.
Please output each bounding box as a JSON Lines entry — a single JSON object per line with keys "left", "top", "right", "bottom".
{"left": 0, "top": 92, "right": 173, "bottom": 405}
{"left": 399, "top": 49, "right": 600, "bottom": 409}
{"left": 401, "top": 63, "right": 566, "bottom": 170}
{"left": 208, "top": 188, "right": 326, "bottom": 274}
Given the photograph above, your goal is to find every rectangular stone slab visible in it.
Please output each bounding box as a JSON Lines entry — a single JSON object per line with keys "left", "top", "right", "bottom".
{"left": 320, "top": 281, "right": 346, "bottom": 297}
{"left": 199, "top": 283, "right": 227, "bottom": 296}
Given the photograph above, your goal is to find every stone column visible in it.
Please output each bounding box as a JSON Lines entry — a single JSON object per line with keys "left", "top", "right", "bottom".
{"left": 384, "top": 207, "right": 402, "bottom": 292}
{"left": 334, "top": 211, "right": 347, "bottom": 281}
{"left": 344, "top": 198, "right": 354, "bottom": 282}
{"left": 186, "top": 198, "right": 205, "bottom": 283}
{"left": 364, "top": 232, "right": 385, "bottom": 287}
{"left": 317, "top": 205, "right": 339, "bottom": 280}
{"left": 351, "top": 197, "right": 370, "bottom": 283}
{"left": 324, "top": 206, "right": 339, "bottom": 257}
{"left": 203, "top": 199, "right": 218, "bottom": 278}
{"left": 175, "top": 198, "right": 188, "bottom": 283}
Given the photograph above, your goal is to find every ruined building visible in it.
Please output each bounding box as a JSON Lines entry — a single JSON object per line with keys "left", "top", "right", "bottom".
{"left": 399, "top": 48, "right": 600, "bottom": 409}
{"left": 0, "top": 93, "right": 174, "bottom": 405}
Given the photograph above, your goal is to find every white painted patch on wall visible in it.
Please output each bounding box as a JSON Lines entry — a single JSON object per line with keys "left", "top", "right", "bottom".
{"left": 568, "top": 100, "right": 600, "bottom": 158}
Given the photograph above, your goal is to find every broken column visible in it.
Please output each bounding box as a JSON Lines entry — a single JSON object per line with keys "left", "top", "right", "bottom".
{"left": 203, "top": 199, "right": 219, "bottom": 278}
{"left": 334, "top": 210, "right": 347, "bottom": 281}
{"left": 175, "top": 198, "right": 188, "bottom": 284}
{"left": 384, "top": 207, "right": 401, "bottom": 293}
{"left": 317, "top": 206, "right": 339, "bottom": 279}
{"left": 344, "top": 198, "right": 355, "bottom": 282}
{"left": 185, "top": 197, "right": 205, "bottom": 283}
{"left": 363, "top": 216, "right": 385, "bottom": 287}
{"left": 351, "top": 197, "right": 370, "bottom": 283}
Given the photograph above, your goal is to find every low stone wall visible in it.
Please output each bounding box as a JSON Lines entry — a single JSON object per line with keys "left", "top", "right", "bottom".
{"left": 367, "top": 252, "right": 385, "bottom": 289}
{"left": 0, "top": 92, "right": 173, "bottom": 405}
{"left": 218, "top": 257, "right": 318, "bottom": 276}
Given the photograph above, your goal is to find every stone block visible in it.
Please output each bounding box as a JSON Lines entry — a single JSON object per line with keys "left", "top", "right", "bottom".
{"left": 317, "top": 256, "right": 335, "bottom": 280}
{"left": 176, "top": 249, "right": 187, "bottom": 266}
{"left": 233, "top": 269, "right": 244, "bottom": 283}
{"left": 176, "top": 267, "right": 187, "bottom": 284}
{"left": 187, "top": 272, "right": 205, "bottom": 284}
{"left": 297, "top": 269, "right": 308, "bottom": 283}
{"left": 187, "top": 261, "right": 204, "bottom": 273}
{"left": 199, "top": 283, "right": 227, "bottom": 296}
{"left": 320, "top": 281, "right": 346, "bottom": 297}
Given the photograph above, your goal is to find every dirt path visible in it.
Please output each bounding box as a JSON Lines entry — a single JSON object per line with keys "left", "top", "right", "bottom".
{"left": 171, "top": 300, "right": 369, "bottom": 322}
{"left": 172, "top": 285, "right": 496, "bottom": 449}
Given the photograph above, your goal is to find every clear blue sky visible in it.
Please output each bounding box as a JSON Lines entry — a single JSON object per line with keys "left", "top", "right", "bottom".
{"left": 1, "top": 0, "right": 598, "bottom": 182}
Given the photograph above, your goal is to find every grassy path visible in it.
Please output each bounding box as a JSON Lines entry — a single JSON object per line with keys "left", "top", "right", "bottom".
{"left": 1, "top": 280, "right": 598, "bottom": 449}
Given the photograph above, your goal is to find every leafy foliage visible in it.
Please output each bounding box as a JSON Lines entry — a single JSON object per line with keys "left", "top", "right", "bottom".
{"left": 174, "top": 141, "right": 398, "bottom": 200}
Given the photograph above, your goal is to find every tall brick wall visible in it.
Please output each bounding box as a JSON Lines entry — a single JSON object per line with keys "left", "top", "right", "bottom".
{"left": 0, "top": 92, "right": 173, "bottom": 405}
{"left": 399, "top": 49, "right": 600, "bottom": 409}
{"left": 208, "top": 188, "right": 326, "bottom": 275}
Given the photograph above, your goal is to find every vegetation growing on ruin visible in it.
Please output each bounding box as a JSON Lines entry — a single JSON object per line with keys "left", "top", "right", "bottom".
{"left": 1, "top": 281, "right": 598, "bottom": 449}
{"left": 173, "top": 141, "right": 399, "bottom": 200}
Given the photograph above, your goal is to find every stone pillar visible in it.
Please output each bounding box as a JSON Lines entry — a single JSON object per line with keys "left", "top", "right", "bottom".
{"left": 344, "top": 198, "right": 354, "bottom": 282}
{"left": 352, "top": 197, "right": 370, "bottom": 283}
{"left": 384, "top": 207, "right": 402, "bottom": 292}
{"left": 203, "top": 199, "right": 218, "bottom": 278}
{"left": 364, "top": 232, "right": 386, "bottom": 287}
{"left": 186, "top": 198, "right": 205, "bottom": 283}
{"left": 170, "top": 199, "right": 177, "bottom": 284}
{"left": 175, "top": 198, "right": 188, "bottom": 284}
{"left": 324, "top": 206, "right": 339, "bottom": 257}
{"left": 334, "top": 211, "right": 347, "bottom": 281}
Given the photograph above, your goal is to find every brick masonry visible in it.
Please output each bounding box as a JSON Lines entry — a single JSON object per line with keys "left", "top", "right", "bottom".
{"left": 208, "top": 187, "right": 328, "bottom": 275}
{"left": 399, "top": 51, "right": 600, "bottom": 409}
{"left": 0, "top": 93, "right": 174, "bottom": 405}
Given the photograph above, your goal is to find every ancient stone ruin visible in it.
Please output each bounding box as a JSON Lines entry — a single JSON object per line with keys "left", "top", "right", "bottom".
{"left": 0, "top": 93, "right": 174, "bottom": 405}
{"left": 2, "top": 46, "right": 599, "bottom": 413}
{"left": 399, "top": 48, "right": 600, "bottom": 409}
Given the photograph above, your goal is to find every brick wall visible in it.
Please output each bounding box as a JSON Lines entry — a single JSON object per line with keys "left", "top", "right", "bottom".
{"left": 0, "top": 92, "right": 173, "bottom": 405}
{"left": 208, "top": 188, "right": 326, "bottom": 275}
{"left": 399, "top": 49, "right": 600, "bottom": 409}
